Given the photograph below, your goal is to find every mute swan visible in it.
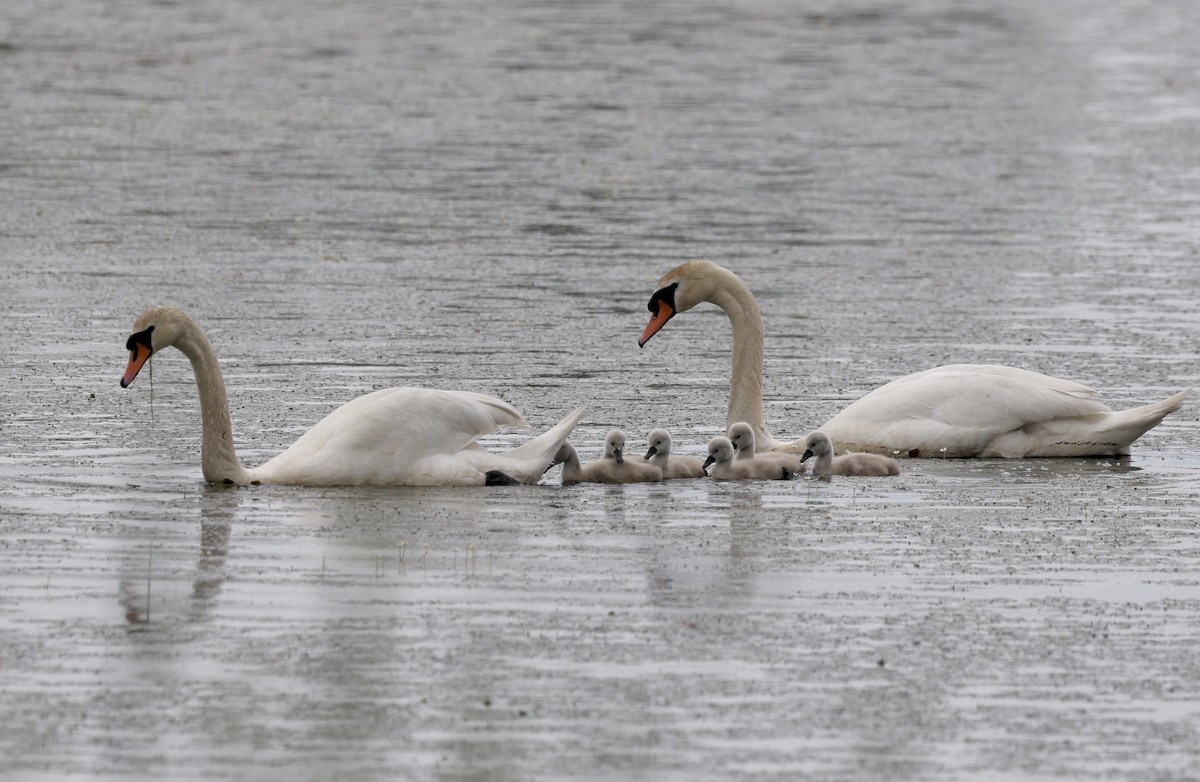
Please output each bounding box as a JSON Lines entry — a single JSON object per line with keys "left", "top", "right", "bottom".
{"left": 554, "top": 429, "right": 663, "bottom": 484}
{"left": 703, "top": 436, "right": 797, "bottom": 481}
{"left": 644, "top": 428, "right": 707, "bottom": 479}
{"left": 639, "top": 260, "right": 1190, "bottom": 458}
{"left": 801, "top": 432, "right": 900, "bottom": 477}
{"left": 119, "top": 306, "right": 587, "bottom": 486}
{"left": 727, "top": 421, "right": 806, "bottom": 474}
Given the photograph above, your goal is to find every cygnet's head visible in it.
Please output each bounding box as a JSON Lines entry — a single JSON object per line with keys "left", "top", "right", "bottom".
{"left": 604, "top": 429, "right": 627, "bottom": 463}
{"left": 703, "top": 436, "right": 735, "bottom": 470}
{"left": 800, "top": 431, "right": 833, "bottom": 463}
{"left": 552, "top": 441, "right": 577, "bottom": 466}
{"left": 645, "top": 428, "right": 672, "bottom": 460}
{"left": 727, "top": 422, "right": 756, "bottom": 453}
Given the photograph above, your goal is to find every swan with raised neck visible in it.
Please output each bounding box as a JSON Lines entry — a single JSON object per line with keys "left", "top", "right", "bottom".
{"left": 639, "top": 261, "right": 1190, "bottom": 458}
{"left": 120, "top": 306, "right": 587, "bottom": 486}
{"left": 639, "top": 261, "right": 772, "bottom": 447}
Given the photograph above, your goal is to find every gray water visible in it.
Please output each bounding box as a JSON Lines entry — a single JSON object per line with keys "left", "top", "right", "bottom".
{"left": 3, "top": 0, "right": 1200, "bottom": 779}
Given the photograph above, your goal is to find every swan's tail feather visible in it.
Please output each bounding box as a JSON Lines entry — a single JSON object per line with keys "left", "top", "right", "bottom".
{"left": 1100, "top": 388, "right": 1190, "bottom": 452}
{"left": 502, "top": 403, "right": 589, "bottom": 480}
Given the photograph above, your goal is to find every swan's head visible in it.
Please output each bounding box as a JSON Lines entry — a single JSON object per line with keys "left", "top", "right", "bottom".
{"left": 645, "top": 428, "right": 672, "bottom": 460}
{"left": 800, "top": 431, "right": 832, "bottom": 463}
{"left": 604, "top": 429, "right": 627, "bottom": 464}
{"left": 120, "top": 306, "right": 189, "bottom": 388}
{"left": 727, "top": 422, "right": 755, "bottom": 453}
{"left": 703, "top": 436, "right": 734, "bottom": 470}
{"left": 639, "top": 260, "right": 736, "bottom": 348}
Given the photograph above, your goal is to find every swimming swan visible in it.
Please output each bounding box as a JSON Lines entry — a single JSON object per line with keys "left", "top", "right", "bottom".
{"left": 119, "top": 306, "right": 587, "bottom": 486}
{"left": 703, "top": 436, "right": 797, "bottom": 480}
{"left": 554, "top": 429, "right": 663, "bottom": 484}
{"left": 801, "top": 432, "right": 900, "bottom": 476}
{"left": 644, "top": 428, "right": 707, "bottom": 479}
{"left": 727, "top": 421, "right": 806, "bottom": 474}
{"left": 639, "top": 260, "right": 1189, "bottom": 458}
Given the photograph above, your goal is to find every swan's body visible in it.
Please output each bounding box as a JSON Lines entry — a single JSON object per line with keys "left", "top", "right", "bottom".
{"left": 640, "top": 261, "right": 1189, "bottom": 458}
{"left": 644, "top": 428, "right": 707, "bottom": 479}
{"left": 727, "top": 421, "right": 806, "bottom": 474}
{"left": 555, "top": 429, "right": 663, "bottom": 484}
{"left": 801, "top": 432, "right": 900, "bottom": 477}
{"left": 703, "top": 436, "right": 797, "bottom": 481}
{"left": 119, "top": 306, "right": 587, "bottom": 486}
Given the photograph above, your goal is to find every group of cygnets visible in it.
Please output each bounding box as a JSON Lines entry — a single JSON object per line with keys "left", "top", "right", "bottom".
{"left": 552, "top": 423, "right": 900, "bottom": 485}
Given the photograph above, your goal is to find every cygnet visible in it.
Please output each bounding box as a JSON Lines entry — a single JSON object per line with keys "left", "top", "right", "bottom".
{"left": 555, "top": 429, "right": 663, "bottom": 484}
{"left": 703, "top": 436, "right": 797, "bottom": 481}
{"left": 800, "top": 431, "right": 901, "bottom": 477}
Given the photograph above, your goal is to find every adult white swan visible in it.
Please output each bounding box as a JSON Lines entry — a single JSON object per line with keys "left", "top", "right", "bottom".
{"left": 638, "top": 261, "right": 1189, "bottom": 458}
{"left": 120, "top": 306, "right": 587, "bottom": 486}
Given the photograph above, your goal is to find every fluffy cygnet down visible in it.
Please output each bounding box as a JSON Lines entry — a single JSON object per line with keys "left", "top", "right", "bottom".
{"left": 703, "top": 436, "right": 797, "bottom": 481}
{"left": 644, "top": 428, "right": 707, "bottom": 479}
{"left": 555, "top": 429, "right": 663, "bottom": 484}
{"left": 727, "top": 421, "right": 806, "bottom": 475}
{"left": 800, "top": 431, "right": 901, "bottom": 477}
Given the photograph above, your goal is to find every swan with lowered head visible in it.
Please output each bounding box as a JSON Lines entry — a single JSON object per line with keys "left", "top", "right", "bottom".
{"left": 639, "top": 260, "right": 1190, "bottom": 458}
{"left": 643, "top": 428, "right": 707, "bottom": 479}
{"left": 801, "top": 432, "right": 900, "bottom": 477}
{"left": 119, "top": 306, "right": 587, "bottom": 486}
{"left": 554, "top": 429, "right": 663, "bottom": 484}
{"left": 703, "top": 436, "right": 798, "bottom": 481}
{"left": 727, "top": 421, "right": 806, "bottom": 474}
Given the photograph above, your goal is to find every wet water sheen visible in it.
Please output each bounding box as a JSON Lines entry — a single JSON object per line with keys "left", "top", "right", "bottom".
{"left": 2, "top": 0, "right": 1199, "bottom": 779}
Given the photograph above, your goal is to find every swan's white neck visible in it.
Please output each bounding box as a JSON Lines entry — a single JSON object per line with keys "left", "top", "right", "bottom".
{"left": 701, "top": 268, "right": 773, "bottom": 448}
{"left": 172, "top": 322, "right": 252, "bottom": 485}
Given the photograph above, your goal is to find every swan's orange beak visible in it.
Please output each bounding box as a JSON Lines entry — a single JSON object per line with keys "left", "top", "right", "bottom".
{"left": 638, "top": 300, "right": 675, "bottom": 348}
{"left": 121, "top": 342, "right": 152, "bottom": 388}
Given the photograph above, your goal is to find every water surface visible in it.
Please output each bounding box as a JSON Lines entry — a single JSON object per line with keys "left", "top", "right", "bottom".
{"left": 2, "top": 0, "right": 1199, "bottom": 779}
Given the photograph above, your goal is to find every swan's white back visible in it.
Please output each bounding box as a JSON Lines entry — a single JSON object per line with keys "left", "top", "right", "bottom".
{"left": 821, "top": 365, "right": 1187, "bottom": 458}
{"left": 252, "top": 389, "right": 583, "bottom": 486}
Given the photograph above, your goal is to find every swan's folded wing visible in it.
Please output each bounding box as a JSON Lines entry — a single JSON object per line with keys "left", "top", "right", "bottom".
{"left": 824, "top": 367, "right": 1111, "bottom": 456}
{"left": 895, "top": 364, "right": 1100, "bottom": 399}
{"left": 253, "top": 387, "right": 525, "bottom": 485}
{"left": 316, "top": 387, "right": 524, "bottom": 452}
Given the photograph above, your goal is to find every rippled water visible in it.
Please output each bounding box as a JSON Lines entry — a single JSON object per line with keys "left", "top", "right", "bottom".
{"left": 3, "top": 0, "right": 1199, "bottom": 779}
